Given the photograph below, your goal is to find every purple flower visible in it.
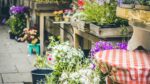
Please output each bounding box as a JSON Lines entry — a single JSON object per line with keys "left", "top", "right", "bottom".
{"left": 90, "top": 41, "right": 128, "bottom": 57}
{"left": 116, "top": 42, "right": 128, "bottom": 50}
{"left": 90, "top": 63, "right": 96, "bottom": 70}
{"left": 118, "top": 0, "right": 122, "bottom": 6}
{"left": 9, "top": 6, "right": 29, "bottom": 15}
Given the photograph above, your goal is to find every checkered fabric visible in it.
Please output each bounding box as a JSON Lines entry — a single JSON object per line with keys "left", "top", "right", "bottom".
{"left": 95, "top": 49, "right": 150, "bottom": 84}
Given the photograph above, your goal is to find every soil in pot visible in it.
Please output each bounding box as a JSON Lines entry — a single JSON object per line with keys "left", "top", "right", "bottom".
{"left": 31, "top": 69, "right": 53, "bottom": 84}
{"left": 135, "top": 5, "right": 150, "bottom": 10}
{"left": 92, "top": 22, "right": 121, "bottom": 29}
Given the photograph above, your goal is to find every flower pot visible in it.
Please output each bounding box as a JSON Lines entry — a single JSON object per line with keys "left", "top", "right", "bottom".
{"left": 90, "top": 23, "right": 132, "bottom": 38}
{"left": 63, "top": 16, "right": 70, "bottom": 22}
{"left": 9, "top": 32, "right": 16, "bottom": 39}
{"left": 31, "top": 68, "right": 53, "bottom": 84}
{"left": 34, "top": 2, "right": 71, "bottom": 11}
{"left": 135, "top": 5, "right": 150, "bottom": 10}
{"left": 54, "top": 16, "right": 61, "bottom": 22}
{"left": 120, "top": 4, "right": 135, "bottom": 9}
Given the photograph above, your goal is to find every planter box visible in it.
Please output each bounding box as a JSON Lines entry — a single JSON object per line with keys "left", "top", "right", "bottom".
{"left": 90, "top": 23, "right": 133, "bottom": 38}
{"left": 31, "top": 68, "right": 53, "bottom": 84}
{"left": 120, "top": 4, "right": 135, "bottom": 9}
{"left": 135, "top": 5, "right": 150, "bottom": 11}
{"left": 77, "top": 20, "right": 90, "bottom": 32}
{"left": 34, "top": 2, "right": 71, "bottom": 11}
{"left": 116, "top": 7, "right": 150, "bottom": 23}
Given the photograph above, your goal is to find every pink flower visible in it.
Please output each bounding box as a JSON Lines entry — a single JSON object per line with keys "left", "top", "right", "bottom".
{"left": 48, "top": 57, "right": 52, "bottom": 61}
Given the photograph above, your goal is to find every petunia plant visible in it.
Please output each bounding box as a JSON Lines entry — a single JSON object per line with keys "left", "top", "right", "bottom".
{"left": 6, "top": 6, "right": 29, "bottom": 37}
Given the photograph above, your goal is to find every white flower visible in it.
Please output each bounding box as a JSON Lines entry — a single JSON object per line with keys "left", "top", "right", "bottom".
{"left": 70, "top": 72, "right": 80, "bottom": 80}
{"left": 59, "top": 72, "right": 69, "bottom": 81}
{"left": 93, "top": 77, "right": 100, "bottom": 84}
{"left": 63, "top": 81, "right": 68, "bottom": 84}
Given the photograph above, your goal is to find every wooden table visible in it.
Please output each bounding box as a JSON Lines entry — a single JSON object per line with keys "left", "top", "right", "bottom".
{"left": 95, "top": 49, "right": 150, "bottom": 84}
{"left": 37, "top": 12, "right": 54, "bottom": 55}
{"left": 53, "top": 21, "right": 71, "bottom": 42}
{"left": 73, "top": 28, "right": 131, "bottom": 49}
{"left": 73, "top": 28, "right": 99, "bottom": 48}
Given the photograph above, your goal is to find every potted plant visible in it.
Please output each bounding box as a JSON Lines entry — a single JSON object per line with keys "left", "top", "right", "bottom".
{"left": 31, "top": 55, "right": 53, "bottom": 84}
{"left": 82, "top": 0, "right": 128, "bottom": 36}
{"left": 34, "top": 0, "right": 72, "bottom": 11}
{"left": 135, "top": 0, "right": 150, "bottom": 10}
{"left": 17, "top": 26, "right": 40, "bottom": 44}
{"left": 6, "top": 6, "right": 29, "bottom": 39}
{"left": 53, "top": 10, "right": 63, "bottom": 22}
{"left": 63, "top": 9, "right": 73, "bottom": 22}
{"left": 119, "top": 0, "right": 135, "bottom": 9}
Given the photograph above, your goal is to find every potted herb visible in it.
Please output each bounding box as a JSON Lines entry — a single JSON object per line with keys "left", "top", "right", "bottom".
{"left": 34, "top": 0, "right": 72, "bottom": 11}
{"left": 119, "top": 0, "right": 135, "bottom": 9}
{"left": 135, "top": 0, "right": 150, "bottom": 10}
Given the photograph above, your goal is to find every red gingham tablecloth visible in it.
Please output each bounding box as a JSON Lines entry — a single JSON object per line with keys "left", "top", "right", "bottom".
{"left": 95, "top": 49, "right": 150, "bottom": 84}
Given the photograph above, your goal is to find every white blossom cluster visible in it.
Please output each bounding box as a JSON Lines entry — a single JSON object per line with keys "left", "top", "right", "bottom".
{"left": 49, "top": 41, "right": 84, "bottom": 68}
{"left": 59, "top": 67, "right": 101, "bottom": 84}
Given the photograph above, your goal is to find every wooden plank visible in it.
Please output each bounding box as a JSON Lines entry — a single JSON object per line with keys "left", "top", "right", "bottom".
{"left": 73, "top": 28, "right": 80, "bottom": 48}
{"left": 40, "top": 15, "right": 44, "bottom": 55}
{"left": 38, "top": 12, "right": 54, "bottom": 17}
{"left": 74, "top": 28, "right": 99, "bottom": 42}
{"left": 60, "top": 23, "right": 64, "bottom": 42}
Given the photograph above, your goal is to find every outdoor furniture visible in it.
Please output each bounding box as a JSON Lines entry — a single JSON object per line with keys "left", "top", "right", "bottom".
{"left": 95, "top": 49, "right": 150, "bottom": 84}
{"left": 28, "top": 43, "right": 40, "bottom": 55}
{"left": 116, "top": 7, "right": 150, "bottom": 50}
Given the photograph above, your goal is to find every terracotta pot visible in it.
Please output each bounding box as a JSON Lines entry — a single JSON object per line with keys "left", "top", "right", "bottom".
{"left": 120, "top": 4, "right": 135, "bottom": 9}
{"left": 135, "top": 5, "right": 150, "bottom": 10}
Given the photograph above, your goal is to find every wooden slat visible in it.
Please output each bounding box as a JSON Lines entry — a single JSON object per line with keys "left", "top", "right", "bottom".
{"left": 40, "top": 15, "right": 44, "bottom": 55}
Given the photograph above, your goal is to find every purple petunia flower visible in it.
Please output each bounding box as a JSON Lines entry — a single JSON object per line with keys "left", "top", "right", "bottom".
{"left": 90, "top": 63, "right": 96, "bottom": 70}
{"left": 9, "top": 6, "right": 29, "bottom": 15}
{"left": 90, "top": 41, "right": 128, "bottom": 57}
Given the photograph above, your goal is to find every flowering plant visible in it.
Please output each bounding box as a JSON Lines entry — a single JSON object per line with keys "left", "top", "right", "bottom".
{"left": 57, "top": 59, "right": 105, "bottom": 84}
{"left": 17, "top": 27, "right": 39, "bottom": 44}
{"left": 10, "top": 6, "right": 29, "bottom": 15}
{"left": 46, "top": 41, "right": 85, "bottom": 83}
{"left": 53, "top": 10, "right": 63, "bottom": 17}
{"left": 90, "top": 41, "right": 128, "bottom": 56}
{"left": 34, "top": 55, "right": 51, "bottom": 68}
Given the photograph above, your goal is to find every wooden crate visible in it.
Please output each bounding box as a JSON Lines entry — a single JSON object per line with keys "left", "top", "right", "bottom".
{"left": 34, "top": 2, "right": 71, "bottom": 11}
{"left": 90, "top": 23, "right": 133, "bottom": 38}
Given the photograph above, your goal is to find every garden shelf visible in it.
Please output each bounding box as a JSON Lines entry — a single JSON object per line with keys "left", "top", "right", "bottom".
{"left": 34, "top": 2, "right": 71, "bottom": 11}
